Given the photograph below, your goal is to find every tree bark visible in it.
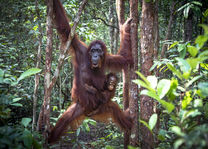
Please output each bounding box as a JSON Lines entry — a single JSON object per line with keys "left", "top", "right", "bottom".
{"left": 36, "top": 0, "right": 53, "bottom": 145}
{"left": 32, "top": 0, "right": 43, "bottom": 132}
{"left": 109, "top": 0, "right": 115, "bottom": 54}
{"left": 114, "top": 22, "right": 119, "bottom": 53}
{"left": 140, "top": 0, "right": 155, "bottom": 148}
{"left": 153, "top": 0, "right": 159, "bottom": 62}
{"left": 37, "top": 0, "right": 87, "bottom": 140}
{"left": 116, "top": 1, "right": 130, "bottom": 148}
{"left": 161, "top": 1, "right": 176, "bottom": 59}
{"left": 184, "top": 9, "right": 193, "bottom": 41}
{"left": 116, "top": 0, "right": 125, "bottom": 42}
{"left": 49, "top": 0, "right": 87, "bottom": 90}
{"left": 129, "top": 0, "right": 139, "bottom": 147}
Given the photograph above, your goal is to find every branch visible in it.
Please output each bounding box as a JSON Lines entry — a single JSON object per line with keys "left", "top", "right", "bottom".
{"left": 49, "top": 0, "right": 88, "bottom": 89}
{"left": 93, "top": 17, "right": 119, "bottom": 30}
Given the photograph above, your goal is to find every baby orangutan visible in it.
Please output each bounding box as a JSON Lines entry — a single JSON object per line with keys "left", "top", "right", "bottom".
{"left": 84, "top": 73, "right": 118, "bottom": 116}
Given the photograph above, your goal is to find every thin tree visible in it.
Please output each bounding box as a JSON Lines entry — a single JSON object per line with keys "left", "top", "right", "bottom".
{"left": 116, "top": 0, "right": 130, "bottom": 148}
{"left": 37, "top": 0, "right": 53, "bottom": 145}
{"left": 109, "top": 0, "right": 115, "bottom": 54}
{"left": 129, "top": 0, "right": 139, "bottom": 147}
{"left": 161, "top": 1, "right": 176, "bottom": 59}
{"left": 37, "top": 0, "right": 88, "bottom": 140}
{"left": 32, "top": 0, "right": 43, "bottom": 131}
{"left": 140, "top": 0, "right": 155, "bottom": 148}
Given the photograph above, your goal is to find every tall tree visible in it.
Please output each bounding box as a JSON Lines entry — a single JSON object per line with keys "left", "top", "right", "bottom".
{"left": 129, "top": 0, "right": 139, "bottom": 147}
{"left": 140, "top": 0, "right": 155, "bottom": 148}
{"left": 184, "top": 10, "right": 193, "bottom": 41}
{"left": 37, "top": 0, "right": 87, "bottom": 141}
{"left": 37, "top": 0, "right": 53, "bottom": 144}
{"left": 116, "top": 1, "right": 130, "bottom": 148}
{"left": 161, "top": 1, "right": 176, "bottom": 58}
{"left": 32, "top": 0, "right": 43, "bottom": 131}
{"left": 109, "top": 0, "right": 115, "bottom": 54}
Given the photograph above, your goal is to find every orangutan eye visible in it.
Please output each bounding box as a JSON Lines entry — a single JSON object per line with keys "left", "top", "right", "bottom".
{"left": 90, "top": 49, "right": 95, "bottom": 54}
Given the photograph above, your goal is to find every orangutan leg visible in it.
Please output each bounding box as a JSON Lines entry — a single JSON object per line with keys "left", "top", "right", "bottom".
{"left": 48, "top": 103, "right": 85, "bottom": 143}
{"left": 89, "top": 101, "right": 133, "bottom": 131}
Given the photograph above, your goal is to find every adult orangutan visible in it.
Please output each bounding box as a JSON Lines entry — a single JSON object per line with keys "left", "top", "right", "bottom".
{"left": 48, "top": 0, "right": 133, "bottom": 143}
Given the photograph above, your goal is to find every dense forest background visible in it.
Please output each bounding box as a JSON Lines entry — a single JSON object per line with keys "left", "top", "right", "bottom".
{"left": 0, "top": 0, "right": 208, "bottom": 149}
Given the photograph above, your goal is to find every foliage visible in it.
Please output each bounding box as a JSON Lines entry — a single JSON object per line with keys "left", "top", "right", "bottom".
{"left": 135, "top": 26, "right": 208, "bottom": 149}
{"left": 0, "top": 0, "right": 207, "bottom": 148}
{"left": 177, "top": 1, "right": 202, "bottom": 19}
{"left": 0, "top": 68, "right": 42, "bottom": 148}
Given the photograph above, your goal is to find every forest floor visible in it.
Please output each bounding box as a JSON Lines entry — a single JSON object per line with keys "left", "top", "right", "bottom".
{"left": 50, "top": 122, "right": 123, "bottom": 149}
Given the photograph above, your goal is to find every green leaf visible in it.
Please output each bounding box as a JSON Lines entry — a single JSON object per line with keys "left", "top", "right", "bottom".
{"left": 191, "top": 1, "right": 202, "bottom": 6}
{"left": 149, "top": 114, "right": 158, "bottom": 130}
{"left": 167, "top": 63, "right": 183, "bottom": 80}
{"left": 187, "top": 46, "right": 198, "bottom": 57}
{"left": 182, "top": 109, "right": 201, "bottom": 122}
{"left": 17, "top": 68, "right": 41, "bottom": 82}
{"left": 0, "top": 69, "right": 4, "bottom": 83}
{"left": 22, "top": 130, "right": 33, "bottom": 148}
{"left": 194, "top": 99, "right": 203, "bottom": 108}
{"left": 21, "top": 118, "right": 32, "bottom": 128}
{"left": 158, "top": 129, "right": 167, "bottom": 141}
{"left": 186, "top": 58, "right": 200, "bottom": 70}
{"left": 177, "top": 2, "right": 190, "bottom": 12}
{"left": 185, "top": 75, "right": 202, "bottom": 88}
{"left": 195, "top": 35, "right": 208, "bottom": 48}
{"left": 133, "top": 80, "right": 153, "bottom": 91}
{"left": 136, "top": 71, "right": 150, "bottom": 86}
{"left": 147, "top": 76, "right": 157, "bottom": 89}
{"left": 200, "top": 63, "right": 208, "bottom": 70}
{"left": 198, "top": 50, "right": 208, "bottom": 60}
{"left": 105, "top": 145, "right": 114, "bottom": 149}
{"left": 182, "top": 91, "right": 192, "bottom": 109}
{"left": 10, "top": 103, "right": 22, "bottom": 107}
{"left": 141, "top": 90, "right": 175, "bottom": 113}
{"left": 176, "top": 58, "right": 191, "bottom": 73}
{"left": 177, "top": 44, "right": 186, "bottom": 52}
{"left": 140, "top": 120, "right": 152, "bottom": 133}
{"left": 159, "top": 99, "right": 175, "bottom": 113}
{"left": 76, "top": 128, "right": 80, "bottom": 136}
{"left": 171, "top": 126, "right": 185, "bottom": 137}
{"left": 12, "top": 97, "right": 22, "bottom": 103}
{"left": 167, "top": 78, "right": 178, "bottom": 101}
{"left": 141, "top": 90, "right": 160, "bottom": 101}
{"left": 198, "top": 82, "right": 208, "bottom": 97}
{"left": 199, "top": 24, "right": 208, "bottom": 35}
{"left": 174, "top": 139, "right": 185, "bottom": 149}
{"left": 184, "top": 5, "right": 191, "bottom": 19}
{"left": 168, "top": 41, "right": 179, "bottom": 50}
{"left": 157, "top": 79, "right": 171, "bottom": 99}
{"left": 88, "top": 119, "right": 96, "bottom": 126}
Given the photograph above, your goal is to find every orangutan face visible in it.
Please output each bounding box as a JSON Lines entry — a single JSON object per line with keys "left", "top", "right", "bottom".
{"left": 107, "top": 75, "right": 117, "bottom": 91}
{"left": 89, "top": 43, "right": 104, "bottom": 69}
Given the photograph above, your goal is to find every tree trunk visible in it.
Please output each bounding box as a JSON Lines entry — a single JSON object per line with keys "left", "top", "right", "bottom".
{"left": 114, "top": 23, "right": 119, "bottom": 53}
{"left": 161, "top": 1, "right": 176, "bottom": 59}
{"left": 153, "top": 0, "right": 160, "bottom": 144}
{"left": 37, "top": 0, "right": 87, "bottom": 138}
{"left": 37, "top": 0, "right": 53, "bottom": 145}
{"left": 129, "top": 0, "right": 139, "bottom": 147}
{"left": 140, "top": 0, "right": 155, "bottom": 148}
{"left": 116, "top": 1, "right": 130, "bottom": 148}
{"left": 153, "top": 0, "right": 159, "bottom": 62}
{"left": 32, "top": 0, "right": 43, "bottom": 132}
{"left": 184, "top": 9, "right": 193, "bottom": 41}
{"left": 109, "top": 0, "right": 115, "bottom": 54}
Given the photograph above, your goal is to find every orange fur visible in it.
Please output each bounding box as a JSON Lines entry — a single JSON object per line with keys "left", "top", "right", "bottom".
{"left": 48, "top": 0, "right": 133, "bottom": 143}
